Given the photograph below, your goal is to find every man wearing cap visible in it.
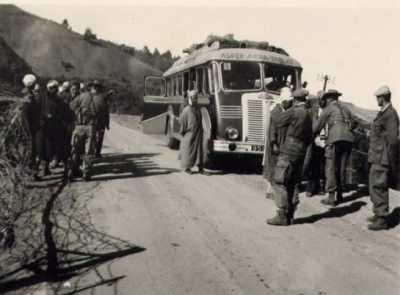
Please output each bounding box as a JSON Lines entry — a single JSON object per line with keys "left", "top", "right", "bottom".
{"left": 367, "top": 85, "right": 399, "bottom": 230}
{"left": 69, "top": 82, "right": 98, "bottom": 181}
{"left": 179, "top": 90, "right": 209, "bottom": 175}
{"left": 267, "top": 88, "right": 313, "bottom": 226}
{"left": 314, "top": 89, "right": 354, "bottom": 206}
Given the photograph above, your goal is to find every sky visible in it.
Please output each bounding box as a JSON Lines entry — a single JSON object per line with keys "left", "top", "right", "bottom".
{"left": 7, "top": 0, "right": 400, "bottom": 110}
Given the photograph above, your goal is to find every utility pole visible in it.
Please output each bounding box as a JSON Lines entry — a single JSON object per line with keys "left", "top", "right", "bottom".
{"left": 317, "top": 74, "right": 334, "bottom": 91}
{"left": 322, "top": 75, "right": 329, "bottom": 91}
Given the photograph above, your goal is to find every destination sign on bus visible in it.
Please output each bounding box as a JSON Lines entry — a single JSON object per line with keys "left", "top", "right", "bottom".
{"left": 220, "top": 52, "right": 294, "bottom": 66}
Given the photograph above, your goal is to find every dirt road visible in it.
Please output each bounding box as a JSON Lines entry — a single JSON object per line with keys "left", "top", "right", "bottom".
{"left": 69, "top": 117, "right": 400, "bottom": 295}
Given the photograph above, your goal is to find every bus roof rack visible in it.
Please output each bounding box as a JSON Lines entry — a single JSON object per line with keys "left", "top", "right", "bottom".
{"left": 182, "top": 34, "right": 289, "bottom": 56}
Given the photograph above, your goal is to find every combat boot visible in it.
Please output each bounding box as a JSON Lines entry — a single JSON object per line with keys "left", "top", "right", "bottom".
{"left": 267, "top": 209, "right": 289, "bottom": 226}
{"left": 367, "top": 217, "right": 388, "bottom": 231}
{"left": 321, "top": 192, "right": 336, "bottom": 206}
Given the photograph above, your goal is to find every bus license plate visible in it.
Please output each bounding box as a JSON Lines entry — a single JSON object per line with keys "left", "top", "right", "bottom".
{"left": 251, "top": 145, "right": 264, "bottom": 152}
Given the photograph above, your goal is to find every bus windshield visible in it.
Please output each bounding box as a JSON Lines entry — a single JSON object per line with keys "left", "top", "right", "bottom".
{"left": 221, "top": 61, "right": 261, "bottom": 91}
{"left": 264, "top": 64, "right": 297, "bottom": 93}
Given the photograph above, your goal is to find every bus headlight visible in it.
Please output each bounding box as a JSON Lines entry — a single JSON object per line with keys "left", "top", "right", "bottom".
{"left": 225, "top": 127, "right": 239, "bottom": 140}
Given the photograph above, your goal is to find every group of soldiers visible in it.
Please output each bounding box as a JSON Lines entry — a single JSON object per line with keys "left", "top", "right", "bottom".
{"left": 179, "top": 87, "right": 399, "bottom": 232}
{"left": 21, "top": 71, "right": 398, "bottom": 231}
{"left": 264, "top": 86, "right": 399, "bottom": 231}
{"left": 22, "top": 74, "right": 111, "bottom": 182}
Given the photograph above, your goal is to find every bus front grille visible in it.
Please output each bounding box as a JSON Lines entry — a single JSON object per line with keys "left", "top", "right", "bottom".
{"left": 219, "top": 105, "right": 242, "bottom": 119}
{"left": 242, "top": 96, "right": 267, "bottom": 143}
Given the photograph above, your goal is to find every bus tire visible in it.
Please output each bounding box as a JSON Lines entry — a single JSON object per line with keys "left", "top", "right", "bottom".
{"left": 166, "top": 121, "right": 179, "bottom": 150}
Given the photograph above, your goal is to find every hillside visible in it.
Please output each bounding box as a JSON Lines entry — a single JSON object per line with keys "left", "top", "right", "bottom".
{"left": 0, "top": 5, "right": 160, "bottom": 80}
{"left": 0, "top": 5, "right": 162, "bottom": 113}
{"left": 0, "top": 36, "right": 33, "bottom": 96}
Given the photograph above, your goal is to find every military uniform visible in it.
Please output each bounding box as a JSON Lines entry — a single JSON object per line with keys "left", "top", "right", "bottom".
{"left": 367, "top": 86, "right": 399, "bottom": 230}
{"left": 263, "top": 103, "right": 284, "bottom": 181}
{"left": 314, "top": 90, "right": 354, "bottom": 205}
{"left": 268, "top": 89, "right": 313, "bottom": 226}
{"left": 92, "top": 92, "right": 110, "bottom": 157}
{"left": 69, "top": 92, "right": 97, "bottom": 180}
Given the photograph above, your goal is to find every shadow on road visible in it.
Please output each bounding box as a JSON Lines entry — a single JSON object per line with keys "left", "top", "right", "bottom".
{"left": 206, "top": 154, "right": 263, "bottom": 175}
{"left": 0, "top": 246, "right": 145, "bottom": 294}
{"left": 294, "top": 201, "right": 367, "bottom": 225}
{"left": 0, "top": 175, "right": 146, "bottom": 295}
{"left": 89, "top": 152, "right": 180, "bottom": 181}
{"left": 388, "top": 207, "right": 400, "bottom": 229}
{"left": 340, "top": 186, "right": 370, "bottom": 204}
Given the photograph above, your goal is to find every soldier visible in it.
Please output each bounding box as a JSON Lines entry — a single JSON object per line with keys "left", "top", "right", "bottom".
{"left": 90, "top": 80, "right": 110, "bottom": 158}
{"left": 367, "top": 86, "right": 399, "bottom": 231}
{"left": 314, "top": 89, "right": 354, "bottom": 206}
{"left": 69, "top": 82, "right": 98, "bottom": 181}
{"left": 267, "top": 89, "right": 313, "bottom": 226}
{"left": 263, "top": 94, "right": 292, "bottom": 199}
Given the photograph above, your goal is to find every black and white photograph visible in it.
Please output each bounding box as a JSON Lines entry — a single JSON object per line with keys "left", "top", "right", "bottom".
{"left": 0, "top": 0, "right": 399, "bottom": 294}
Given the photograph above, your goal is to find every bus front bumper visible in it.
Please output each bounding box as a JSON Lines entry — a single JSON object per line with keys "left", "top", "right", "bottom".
{"left": 211, "top": 140, "right": 264, "bottom": 155}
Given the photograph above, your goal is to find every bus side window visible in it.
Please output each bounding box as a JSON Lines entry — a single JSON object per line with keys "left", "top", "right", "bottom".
{"left": 170, "top": 76, "right": 175, "bottom": 96}
{"left": 178, "top": 74, "right": 183, "bottom": 96}
{"left": 183, "top": 71, "right": 189, "bottom": 95}
{"left": 175, "top": 77, "right": 178, "bottom": 96}
{"left": 203, "top": 67, "right": 209, "bottom": 95}
{"left": 196, "top": 68, "right": 203, "bottom": 95}
{"left": 208, "top": 67, "right": 214, "bottom": 94}
{"left": 211, "top": 63, "right": 219, "bottom": 92}
{"left": 190, "top": 68, "right": 196, "bottom": 90}
{"left": 166, "top": 78, "right": 171, "bottom": 96}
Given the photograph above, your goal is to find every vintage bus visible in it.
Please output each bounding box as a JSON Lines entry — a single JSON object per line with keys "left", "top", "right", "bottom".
{"left": 142, "top": 38, "right": 302, "bottom": 159}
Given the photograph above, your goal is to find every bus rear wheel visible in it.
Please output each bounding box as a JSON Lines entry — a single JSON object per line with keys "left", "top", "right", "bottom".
{"left": 166, "top": 122, "right": 179, "bottom": 150}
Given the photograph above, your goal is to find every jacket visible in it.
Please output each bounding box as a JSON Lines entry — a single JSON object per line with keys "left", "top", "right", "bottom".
{"left": 275, "top": 102, "right": 313, "bottom": 157}
{"left": 92, "top": 93, "right": 110, "bottom": 129}
{"left": 22, "top": 88, "right": 42, "bottom": 133}
{"left": 269, "top": 104, "right": 285, "bottom": 148}
{"left": 368, "top": 104, "right": 399, "bottom": 185}
{"left": 69, "top": 92, "right": 97, "bottom": 126}
{"left": 314, "top": 100, "right": 354, "bottom": 144}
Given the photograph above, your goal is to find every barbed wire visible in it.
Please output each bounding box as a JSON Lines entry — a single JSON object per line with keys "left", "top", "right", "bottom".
{"left": 0, "top": 97, "right": 144, "bottom": 294}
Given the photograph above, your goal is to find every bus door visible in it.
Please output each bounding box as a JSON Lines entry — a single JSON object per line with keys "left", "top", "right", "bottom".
{"left": 143, "top": 76, "right": 167, "bottom": 121}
